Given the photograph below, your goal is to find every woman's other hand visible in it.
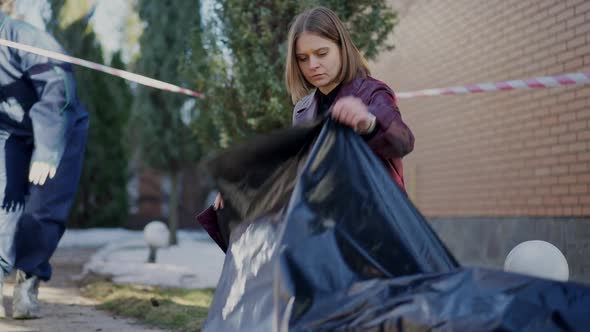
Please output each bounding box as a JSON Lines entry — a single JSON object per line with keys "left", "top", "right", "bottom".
{"left": 332, "top": 96, "right": 376, "bottom": 134}
{"left": 214, "top": 193, "right": 224, "bottom": 210}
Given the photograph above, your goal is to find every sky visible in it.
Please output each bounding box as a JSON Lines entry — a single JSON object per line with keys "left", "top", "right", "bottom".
{"left": 16, "top": 0, "right": 133, "bottom": 62}
{"left": 16, "top": 0, "right": 216, "bottom": 64}
{"left": 91, "top": 0, "right": 133, "bottom": 61}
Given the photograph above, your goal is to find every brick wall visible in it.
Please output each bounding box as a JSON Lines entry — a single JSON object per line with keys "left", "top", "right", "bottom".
{"left": 372, "top": 0, "right": 590, "bottom": 218}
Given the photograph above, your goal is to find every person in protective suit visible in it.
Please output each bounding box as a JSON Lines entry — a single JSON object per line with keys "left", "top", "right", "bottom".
{"left": 0, "top": 1, "right": 88, "bottom": 318}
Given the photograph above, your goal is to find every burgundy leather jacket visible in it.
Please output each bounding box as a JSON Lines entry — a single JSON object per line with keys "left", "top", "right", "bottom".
{"left": 292, "top": 76, "right": 414, "bottom": 190}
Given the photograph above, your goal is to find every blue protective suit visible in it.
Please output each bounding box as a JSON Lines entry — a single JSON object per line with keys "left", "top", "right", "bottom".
{"left": 0, "top": 12, "right": 88, "bottom": 280}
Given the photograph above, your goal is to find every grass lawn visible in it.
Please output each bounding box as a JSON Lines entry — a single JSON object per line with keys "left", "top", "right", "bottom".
{"left": 82, "top": 278, "right": 215, "bottom": 332}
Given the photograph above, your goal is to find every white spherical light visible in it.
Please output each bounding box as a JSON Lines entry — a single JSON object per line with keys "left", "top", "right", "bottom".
{"left": 504, "top": 240, "right": 569, "bottom": 281}
{"left": 144, "top": 220, "right": 170, "bottom": 248}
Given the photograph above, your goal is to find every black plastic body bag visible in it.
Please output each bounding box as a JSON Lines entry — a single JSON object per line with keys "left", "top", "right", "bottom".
{"left": 202, "top": 120, "right": 590, "bottom": 331}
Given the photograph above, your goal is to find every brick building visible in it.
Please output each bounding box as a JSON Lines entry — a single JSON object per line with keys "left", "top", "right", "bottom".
{"left": 128, "top": 166, "right": 212, "bottom": 230}
{"left": 371, "top": 0, "right": 590, "bottom": 281}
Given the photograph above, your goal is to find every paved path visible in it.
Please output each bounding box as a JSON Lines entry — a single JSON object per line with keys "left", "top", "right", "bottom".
{"left": 0, "top": 247, "right": 166, "bottom": 332}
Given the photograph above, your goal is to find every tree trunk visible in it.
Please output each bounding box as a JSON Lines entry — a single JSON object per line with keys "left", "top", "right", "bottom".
{"left": 168, "top": 171, "right": 179, "bottom": 245}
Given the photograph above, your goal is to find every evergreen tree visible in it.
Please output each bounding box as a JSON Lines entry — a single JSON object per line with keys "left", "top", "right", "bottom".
{"left": 131, "top": 0, "right": 208, "bottom": 244}
{"left": 48, "top": 0, "right": 132, "bottom": 228}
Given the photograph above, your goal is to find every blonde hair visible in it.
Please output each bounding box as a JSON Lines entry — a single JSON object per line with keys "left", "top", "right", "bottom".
{"left": 285, "top": 6, "right": 370, "bottom": 104}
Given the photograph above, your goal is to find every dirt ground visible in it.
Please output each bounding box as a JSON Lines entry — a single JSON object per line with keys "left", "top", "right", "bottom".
{"left": 0, "top": 247, "right": 166, "bottom": 332}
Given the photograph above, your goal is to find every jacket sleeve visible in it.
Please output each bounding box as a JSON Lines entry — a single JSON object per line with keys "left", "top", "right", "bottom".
{"left": 16, "top": 25, "right": 75, "bottom": 167}
{"left": 364, "top": 85, "right": 414, "bottom": 159}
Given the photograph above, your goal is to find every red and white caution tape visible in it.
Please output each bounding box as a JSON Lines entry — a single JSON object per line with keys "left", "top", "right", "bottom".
{"left": 396, "top": 72, "right": 590, "bottom": 99}
{"left": 0, "top": 38, "right": 203, "bottom": 98}
{"left": 4, "top": 37, "right": 589, "bottom": 101}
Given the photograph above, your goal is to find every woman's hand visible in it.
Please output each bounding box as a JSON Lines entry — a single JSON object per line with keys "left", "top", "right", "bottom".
{"left": 332, "top": 96, "right": 376, "bottom": 134}
{"left": 214, "top": 193, "right": 224, "bottom": 210}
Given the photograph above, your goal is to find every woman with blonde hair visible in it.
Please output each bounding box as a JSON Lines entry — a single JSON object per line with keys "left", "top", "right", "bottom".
{"left": 286, "top": 6, "right": 414, "bottom": 190}
{"left": 212, "top": 6, "right": 413, "bottom": 209}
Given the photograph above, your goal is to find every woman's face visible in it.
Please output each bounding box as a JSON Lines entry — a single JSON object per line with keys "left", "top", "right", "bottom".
{"left": 295, "top": 31, "right": 342, "bottom": 94}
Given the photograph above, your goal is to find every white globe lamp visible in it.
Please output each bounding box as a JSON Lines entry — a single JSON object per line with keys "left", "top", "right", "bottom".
{"left": 144, "top": 220, "right": 170, "bottom": 263}
{"left": 504, "top": 240, "right": 569, "bottom": 281}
